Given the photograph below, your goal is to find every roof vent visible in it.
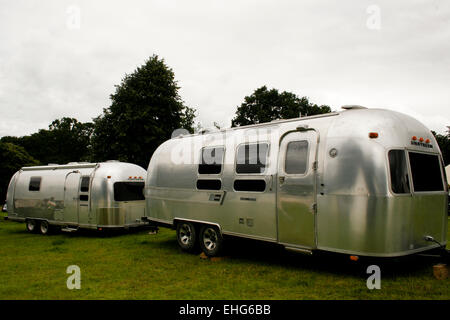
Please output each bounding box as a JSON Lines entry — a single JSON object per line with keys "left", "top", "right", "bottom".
{"left": 47, "top": 163, "right": 59, "bottom": 166}
{"left": 106, "top": 160, "right": 120, "bottom": 163}
{"left": 341, "top": 105, "right": 367, "bottom": 110}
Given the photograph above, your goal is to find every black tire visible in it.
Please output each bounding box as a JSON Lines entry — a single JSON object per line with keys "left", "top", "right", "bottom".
{"left": 176, "top": 221, "right": 197, "bottom": 252}
{"left": 26, "top": 219, "right": 38, "bottom": 233}
{"left": 39, "top": 220, "right": 51, "bottom": 235}
{"left": 199, "top": 225, "right": 223, "bottom": 257}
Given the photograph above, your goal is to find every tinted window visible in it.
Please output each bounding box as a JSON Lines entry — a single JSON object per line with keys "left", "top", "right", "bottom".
{"left": 388, "top": 150, "right": 410, "bottom": 194}
{"left": 199, "top": 147, "right": 224, "bottom": 174}
{"left": 29, "top": 177, "right": 41, "bottom": 191}
{"left": 236, "top": 143, "right": 269, "bottom": 174}
{"left": 197, "top": 179, "right": 221, "bottom": 190}
{"left": 80, "top": 195, "right": 89, "bottom": 201}
{"left": 234, "top": 179, "right": 266, "bottom": 192}
{"left": 80, "top": 176, "right": 90, "bottom": 192}
{"left": 408, "top": 152, "right": 443, "bottom": 192}
{"left": 113, "top": 182, "right": 145, "bottom": 201}
{"left": 285, "top": 141, "right": 308, "bottom": 174}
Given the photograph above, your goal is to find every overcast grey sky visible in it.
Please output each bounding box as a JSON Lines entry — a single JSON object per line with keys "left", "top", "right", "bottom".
{"left": 0, "top": 0, "right": 449, "bottom": 137}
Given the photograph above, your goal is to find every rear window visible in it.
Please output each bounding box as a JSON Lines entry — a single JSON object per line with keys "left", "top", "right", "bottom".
{"left": 408, "top": 152, "right": 444, "bottom": 192}
{"left": 113, "top": 182, "right": 145, "bottom": 201}
{"left": 388, "top": 150, "right": 410, "bottom": 194}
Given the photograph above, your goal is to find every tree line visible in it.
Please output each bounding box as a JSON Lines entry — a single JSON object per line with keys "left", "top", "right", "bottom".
{"left": 1, "top": 54, "right": 448, "bottom": 201}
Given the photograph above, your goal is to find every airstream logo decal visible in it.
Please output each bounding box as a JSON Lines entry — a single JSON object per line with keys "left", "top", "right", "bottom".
{"left": 410, "top": 141, "right": 433, "bottom": 148}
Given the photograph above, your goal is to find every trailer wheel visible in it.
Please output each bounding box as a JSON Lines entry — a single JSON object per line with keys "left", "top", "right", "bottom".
{"left": 39, "top": 220, "right": 50, "bottom": 235}
{"left": 176, "top": 221, "right": 197, "bottom": 252}
{"left": 199, "top": 225, "right": 223, "bottom": 257}
{"left": 26, "top": 220, "right": 38, "bottom": 233}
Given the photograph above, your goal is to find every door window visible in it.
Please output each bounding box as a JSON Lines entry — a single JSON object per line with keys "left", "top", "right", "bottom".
{"left": 285, "top": 141, "right": 309, "bottom": 174}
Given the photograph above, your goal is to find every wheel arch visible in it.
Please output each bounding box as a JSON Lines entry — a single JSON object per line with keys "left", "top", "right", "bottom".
{"left": 173, "top": 218, "right": 222, "bottom": 234}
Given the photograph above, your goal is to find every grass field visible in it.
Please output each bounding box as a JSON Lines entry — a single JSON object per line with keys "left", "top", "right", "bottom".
{"left": 0, "top": 212, "right": 448, "bottom": 300}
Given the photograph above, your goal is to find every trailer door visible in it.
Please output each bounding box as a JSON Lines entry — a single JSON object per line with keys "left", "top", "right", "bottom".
{"left": 64, "top": 172, "right": 81, "bottom": 224}
{"left": 277, "top": 130, "right": 318, "bottom": 248}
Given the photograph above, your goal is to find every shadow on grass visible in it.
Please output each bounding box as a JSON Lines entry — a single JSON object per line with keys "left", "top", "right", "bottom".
{"left": 215, "top": 236, "right": 446, "bottom": 279}
{"left": 4, "top": 220, "right": 151, "bottom": 239}
{"left": 138, "top": 227, "right": 447, "bottom": 278}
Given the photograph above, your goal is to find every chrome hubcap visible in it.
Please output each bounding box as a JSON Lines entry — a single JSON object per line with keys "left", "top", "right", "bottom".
{"left": 203, "top": 228, "right": 217, "bottom": 251}
{"left": 41, "top": 222, "right": 48, "bottom": 233}
{"left": 179, "top": 224, "right": 192, "bottom": 245}
{"left": 27, "top": 221, "right": 35, "bottom": 231}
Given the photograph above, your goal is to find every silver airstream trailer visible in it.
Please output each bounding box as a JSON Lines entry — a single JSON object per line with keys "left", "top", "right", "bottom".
{"left": 6, "top": 161, "right": 147, "bottom": 234}
{"left": 144, "top": 107, "right": 448, "bottom": 258}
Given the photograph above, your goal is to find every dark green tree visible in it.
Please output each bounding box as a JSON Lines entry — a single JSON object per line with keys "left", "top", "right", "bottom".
{"left": 91, "top": 55, "right": 196, "bottom": 168}
{"left": 1, "top": 118, "right": 93, "bottom": 165}
{"left": 0, "top": 142, "right": 39, "bottom": 202}
{"left": 231, "top": 86, "right": 331, "bottom": 127}
{"left": 432, "top": 130, "right": 450, "bottom": 166}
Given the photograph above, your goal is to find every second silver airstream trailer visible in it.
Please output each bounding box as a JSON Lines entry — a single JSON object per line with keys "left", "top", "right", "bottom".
{"left": 6, "top": 161, "right": 147, "bottom": 234}
{"left": 144, "top": 107, "right": 448, "bottom": 258}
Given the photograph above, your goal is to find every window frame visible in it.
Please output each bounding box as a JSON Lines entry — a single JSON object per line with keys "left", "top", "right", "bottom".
{"left": 283, "top": 140, "right": 310, "bottom": 176}
{"left": 80, "top": 176, "right": 90, "bottom": 193}
{"left": 387, "top": 148, "right": 446, "bottom": 196}
{"left": 233, "top": 179, "right": 267, "bottom": 193}
{"left": 234, "top": 142, "right": 270, "bottom": 175}
{"left": 406, "top": 150, "right": 446, "bottom": 194}
{"left": 113, "top": 181, "right": 146, "bottom": 202}
{"left": 197, "top": 146, "right": 225, "bottom": 176}
{"left": 387, "top": 148, "right": 412, "bottom": 196}
{"left": 196, "top": 179, "right": 222, "bottom": 191}
{"left": 28, "top": 176, "right": 42, "bottom": 192}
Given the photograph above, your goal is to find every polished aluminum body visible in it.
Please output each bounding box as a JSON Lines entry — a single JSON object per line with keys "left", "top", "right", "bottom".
{"left": 145, "top": 108, "right": 448, "bottom": 257}
{"left": 7, "top": 161, "right": 147, "bottom": 229}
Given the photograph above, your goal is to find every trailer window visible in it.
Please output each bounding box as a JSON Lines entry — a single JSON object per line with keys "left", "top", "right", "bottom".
{"left": 80, "top": 176, "right": 90, "bottom": 192}
{"left": 388, "top": 150, "right": 410, "bottom": 194}
{"left": 408, "top": 152, "right": 444, "bottom": 192}
{"left": 234, "top": 179, "right": 266, "bottom": 192}
{"left": 236, "top": 143, "right": 269, "bottom": 174}
{"left": 113, "top": 182, "right": 145, "bottom": 201}
{"left": 28, "top": 177, "right": 41, "bottom": 191}
{"left": 197, "top": 179, "right": 222, "bottom": 190}
{"left": 199, "top": 147, "right": 224, "bottom": 174}
{"left": 285, "top": 141, "right": 308, "bottom": 174}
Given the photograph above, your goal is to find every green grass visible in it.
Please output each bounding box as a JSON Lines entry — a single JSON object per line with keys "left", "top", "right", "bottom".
{"left": 0, "top": 212, "right": 448, "bottom": 300}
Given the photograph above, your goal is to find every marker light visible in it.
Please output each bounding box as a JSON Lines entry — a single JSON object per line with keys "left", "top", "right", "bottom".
{"left": 369, "top": 132, "right": 379, "bottom": 139}
{"left": 350, "top": 255, "right": 359, "bottom": 261}
{"left": 425, "top": 139, "right": 430, "bottom": 143}
{"left": 412, "top": 136, "right": 417, "bottom": 141}
{"left": 419, "top": 137, "right": 424, "bottom": 142}
{"left": 107, "top": 176, "right": 111, "bottom": 179}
